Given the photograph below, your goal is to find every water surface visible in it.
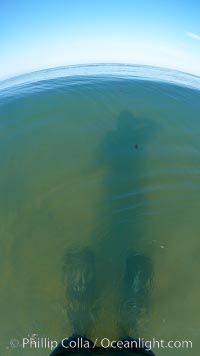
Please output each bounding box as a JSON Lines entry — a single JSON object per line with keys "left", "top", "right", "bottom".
{"left": 0, "top": 64, "right": 200, "bottom": 355}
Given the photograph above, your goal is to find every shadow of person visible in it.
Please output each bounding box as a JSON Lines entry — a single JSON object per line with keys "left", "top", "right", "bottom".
{"left": 62, "top": 110, "right": 156, "bottom": 340}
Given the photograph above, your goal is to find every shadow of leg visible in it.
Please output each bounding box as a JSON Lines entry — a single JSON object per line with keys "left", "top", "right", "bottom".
{"left": 120, "top": 253, "right": 153, "bottom": 337}
{"left": 63, "top": 247, "right": 97, "bottom": 336}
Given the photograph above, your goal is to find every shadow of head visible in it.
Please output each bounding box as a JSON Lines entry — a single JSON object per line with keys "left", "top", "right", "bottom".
{"left": 98, "top": 110, "right": 157, "bottom": 170}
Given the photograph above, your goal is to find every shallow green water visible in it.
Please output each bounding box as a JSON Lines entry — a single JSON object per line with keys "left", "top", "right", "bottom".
{"left": 0, "top": 65, "right": 200, "bottom": 355}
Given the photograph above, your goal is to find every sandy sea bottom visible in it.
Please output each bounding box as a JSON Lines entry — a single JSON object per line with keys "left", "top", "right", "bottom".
{"left": 0, "top": 66, "right": 200, "bottom": 355}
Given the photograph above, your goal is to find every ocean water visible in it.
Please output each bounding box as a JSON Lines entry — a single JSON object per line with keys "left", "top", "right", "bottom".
{"left": 0, "top": 64, "right": 200, "bottom": 355}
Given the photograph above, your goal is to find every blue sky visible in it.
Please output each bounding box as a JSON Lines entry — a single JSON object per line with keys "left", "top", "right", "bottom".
{"left": 1, "top": 0, "right": 200, "bottom": 79}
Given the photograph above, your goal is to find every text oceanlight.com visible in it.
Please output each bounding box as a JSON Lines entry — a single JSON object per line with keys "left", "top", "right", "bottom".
{"left": 8, "top": 336, "right": 193, "bottom": 352}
